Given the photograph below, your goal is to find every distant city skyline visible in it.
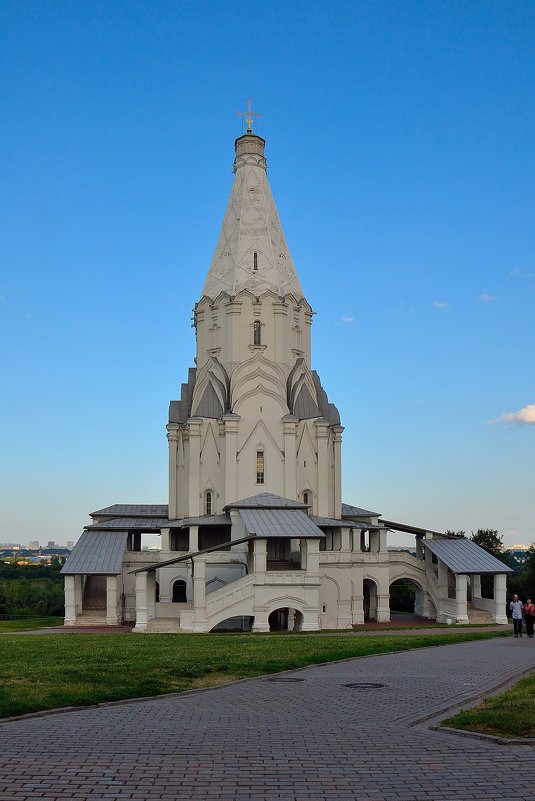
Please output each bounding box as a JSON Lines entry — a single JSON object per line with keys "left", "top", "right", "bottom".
{"left": 1, "top": 1, "right": 533, "bottom": 547}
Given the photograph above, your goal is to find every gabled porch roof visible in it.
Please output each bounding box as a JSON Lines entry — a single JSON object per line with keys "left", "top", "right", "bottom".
{"left": 424, "top": 538, "right": 513, "bottom": 574}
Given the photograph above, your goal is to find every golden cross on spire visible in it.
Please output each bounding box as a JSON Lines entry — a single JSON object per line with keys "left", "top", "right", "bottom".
{"left": 236, "top": 97, "right": 261, "bottom": 133}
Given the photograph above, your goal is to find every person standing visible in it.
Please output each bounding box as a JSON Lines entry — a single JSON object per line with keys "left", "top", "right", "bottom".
{"left": 510, "top": 594, "right": 523, "bottom": 637}
{"left": 523, "top": 598, "right": 535, "bottom": 638}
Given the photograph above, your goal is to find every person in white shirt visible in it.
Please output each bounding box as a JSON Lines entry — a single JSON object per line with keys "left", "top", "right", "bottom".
{"left": 509, "top": 594, "right": 524, "bottom": 638}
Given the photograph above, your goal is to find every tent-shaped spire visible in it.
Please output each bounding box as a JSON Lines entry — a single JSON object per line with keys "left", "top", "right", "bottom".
{"left": 201, "top": 134, "right": 304, "bottom": 300}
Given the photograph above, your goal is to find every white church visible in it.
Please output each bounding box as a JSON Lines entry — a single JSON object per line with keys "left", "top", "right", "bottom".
{"left": 61, "top": 121, "right": 511, "bottom": 632}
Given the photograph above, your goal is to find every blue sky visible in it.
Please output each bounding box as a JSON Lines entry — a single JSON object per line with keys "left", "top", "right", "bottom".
{"left": 1, "top": 1, "right": 533, "bottom": 547}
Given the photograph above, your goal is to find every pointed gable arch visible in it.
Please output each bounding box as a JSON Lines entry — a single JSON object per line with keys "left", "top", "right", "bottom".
{"left": 237, "top": 419, "right": 284, "bottom": 461}
{"left": 191, "top": 357, "right": 230, "bottom": 419}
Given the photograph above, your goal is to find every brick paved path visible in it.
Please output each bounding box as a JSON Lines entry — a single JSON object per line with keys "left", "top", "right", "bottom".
{"left": 1, "top": 637, "right": 534, "bottom": 801}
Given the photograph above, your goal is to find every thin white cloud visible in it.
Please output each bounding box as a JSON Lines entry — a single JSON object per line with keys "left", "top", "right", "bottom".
{"left": 432, "top": 300, "right": 447, "bottom": 309}
{"left": 491, "top": 402, "right": 535, "bottom": 426}
{"left": 478, "top": 292, "right": 496, "bottom": 303}
{"left": 341, "top": 316, "right": 354, "bottom": 324}
{"left": 509, "top": 268, "right": 533, "bottom": 279}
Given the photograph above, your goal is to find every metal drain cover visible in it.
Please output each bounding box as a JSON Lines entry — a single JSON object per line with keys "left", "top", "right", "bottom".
{"left": 266, "top": 677, "right": 305, "bottom": 683}
{"left": 342, "top": 682, "right": 385, "bottom": 689}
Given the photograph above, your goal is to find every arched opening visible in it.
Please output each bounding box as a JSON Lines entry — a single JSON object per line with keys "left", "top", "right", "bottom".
{"left": 253, "top": 251, "right": 258, "bottom": 271}
{"left": 389, "top": 578, "right": 425, "bottom": 620}
{"left": 363, "top": 579, "right": 378, "bottom": 621}
{"left": 172, "top": 579, "right": 187, "bottom": 603}
{"left": 268, "top": 607, "right": 303, "bottom": 632}
{"left": 302, "top": 491, "right": 310, "bottom": 513}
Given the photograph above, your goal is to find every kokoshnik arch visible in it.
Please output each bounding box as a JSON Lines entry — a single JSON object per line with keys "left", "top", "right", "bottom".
{"left": 61, "top": 122, "right": 511, "bottom": 632}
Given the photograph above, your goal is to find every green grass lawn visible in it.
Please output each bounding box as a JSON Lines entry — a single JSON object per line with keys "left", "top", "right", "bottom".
{"left": 443, "top": 672, "right": 535, "bottom": 738}
{"left": 0, "top": 617, "right": 64, "bottom": 632}
{"left": 0, "top": 629, "right": 508, "bottom": 718}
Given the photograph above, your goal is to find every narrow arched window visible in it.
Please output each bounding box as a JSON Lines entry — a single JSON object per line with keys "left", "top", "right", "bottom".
{"left": 253, "top": 251, "right": 258, "bottom": 271}
{"left": 303, "top": 491, "right": 309, "bottom": 513}
{"left": 205, "top": 491, "right": 212, "bottom": 516}
{"left": 256, "top": 451, "right": 265, "bottom": 484}
{"left": 253, "top": 320, "right": 261, "bottom": 346}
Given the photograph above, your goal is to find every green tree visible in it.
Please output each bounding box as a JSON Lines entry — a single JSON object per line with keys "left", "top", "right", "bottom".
{"left": 445, "top": 530, "right": 466, "bottom": 538}
{"left": 470, "top": 529, "right": 507, "bottom": 563}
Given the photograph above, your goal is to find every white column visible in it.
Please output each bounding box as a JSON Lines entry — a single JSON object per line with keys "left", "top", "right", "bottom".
{"left": 315, "top": 420, "right": 329, "bottom": 517}
{"left": 160, "top": 527, "right": 170, "bottom": 554}
{"left": 282, "top": 416, "right": 298, "bottom": 499}
{"left": 378, "top": 527, "right": 388, "bottom": 553}
{"left": 193, "top": 557, "right": 207, "bottom": 632}
{"left": 187, "top": 418, "right": 202, "bottom": 516}
{"left": 494, "top": 573, "right": 508, "bottom": 624}
{"left": 223, "top": 414, "right": 240, "bottom": 504}
{"left": 75, "top": 575, "right": 83, "bottom": 614}
{"left": 455, "top": 574, "right": 469, "bottom": 623}
{"left": 253, "top": 538, "right": 267, "bottom": 574}
{"left": 167, "top": 425, "right": 179, "bottom": 519}
{"left": 332, "top": 425, "right": 344, "bottom": 518}
{"left": 106, "top": 575, "right": 121, "bottom": 625}
{"left": 189, "top": 525, "right": 199, "bottom": 553}
{"left": 304, "top": 538, "right": 320, "bottom": 578}
{"left": 133, "top": 571, "right": 148, "bottom": 633}
{"left": 64, "top": 575, "right": 77, "bottom": 625}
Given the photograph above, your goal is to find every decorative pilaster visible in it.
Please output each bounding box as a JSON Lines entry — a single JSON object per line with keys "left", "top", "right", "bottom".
{"left": 167, "top": 424, "right": 179, "bottom": 519}
{"left": 332, "top": 425, "right": 344, "bottom": 518}
{"left": 282, "top": 415, "right": 298, "bottom": 499}
{"left": 187, "top": 417, "right": 203, "bottom": 516}
{"left": 315, "top": 419, "right": 329, "bottom": 517}
{"left": 377, "top": 594, "right": 391, "bottom": 623}
{"left": 223, "top": 413, "right": 240, "bottom": 504}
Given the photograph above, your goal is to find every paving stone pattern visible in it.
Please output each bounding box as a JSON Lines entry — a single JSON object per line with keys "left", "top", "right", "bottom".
{"left": 1, "top": 637, "right": 535, "bottom": 801}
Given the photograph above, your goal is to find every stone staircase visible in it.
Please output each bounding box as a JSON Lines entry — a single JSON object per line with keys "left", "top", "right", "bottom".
{"left": 82, "top": 575, "right": 106, "bottom": 611}
{"left": 467, "top": 601, "right": 494, "bottom": 624}
{"left": 146, "top": 618, "right": 182, "bottom": 633}
{"left": 72, "top": 612, "right": 107, "bottom": 626}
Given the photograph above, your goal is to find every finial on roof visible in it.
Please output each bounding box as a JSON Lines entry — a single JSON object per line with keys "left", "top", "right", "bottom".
{"left": 236, "top": 97, "right": 261, "bottom": 133}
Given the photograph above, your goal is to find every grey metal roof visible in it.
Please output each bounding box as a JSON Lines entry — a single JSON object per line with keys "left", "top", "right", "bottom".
{"left": 309, "top": 515, "right": 354, "bottom": 528}
{"left": 60, "top": 531, "right": 128, "bottom": 575}
{"left": 168, "top": 514, "right": 230, "bottom": 527}
{"left": 341, "top": 503, "right": 380, "bottom": 517}
{"left": 424, "top": 538, "right": 513, "bottom": 575}
{"left": 86, "top": 518, "right": 168, "bottom": 530}
{"left": 224, "top": 493, "right": 308, "bottom": 510}
{"left": 239, "top": 508, "right": 325, "bottom": 538}
{"left": 90, "top": 504, "right": 168, "bottom": 518}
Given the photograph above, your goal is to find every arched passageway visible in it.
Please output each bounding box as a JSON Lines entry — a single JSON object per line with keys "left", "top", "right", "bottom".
{"left": 389, "top": 578, "right": 425, "bottom": 619}
{"left": 268, "top": 607, "right": 303, "bottom": 632}
{"left": 363, "top": 579, "right": 378, "bottom": 621}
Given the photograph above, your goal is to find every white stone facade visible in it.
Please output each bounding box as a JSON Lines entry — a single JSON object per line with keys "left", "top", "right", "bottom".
{"left": 62, "top": 131, "right": 511, "bottom": 631}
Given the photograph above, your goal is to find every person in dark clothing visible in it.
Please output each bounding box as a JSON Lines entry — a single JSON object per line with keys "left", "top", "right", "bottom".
{"left": 523, "top": 598, "right": 535, "bottom": 638}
